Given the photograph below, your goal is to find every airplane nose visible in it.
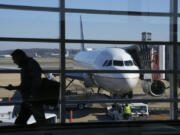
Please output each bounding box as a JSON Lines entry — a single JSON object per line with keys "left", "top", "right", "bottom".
{"left": 121, "top": 74, "right": 139, "bottom": 91}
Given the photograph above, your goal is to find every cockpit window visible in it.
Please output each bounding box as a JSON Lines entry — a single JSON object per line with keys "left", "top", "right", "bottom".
{"left": 113, "top": 60, "right": 124, "bottom": 66}
{"left": 124, "top": 60, "right": 133, "bottom": 66}
{"left": 106, "top": 60, "right": 112, "bottom": 66}
{"left": 103, "top": 60, "right": 133, "bottom": 67}
{"left": 103, "top": 60, "right": 108, "bottom": 66}
{"left": 103, "top": 60, "right": 112, "bottom": 66}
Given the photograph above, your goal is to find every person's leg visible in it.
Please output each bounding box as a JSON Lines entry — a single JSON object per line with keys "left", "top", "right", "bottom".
{"left": 15, "top": 102, "right": 32, "bottom": 125}
{"left": 31, "top": 102, "right": 47, "bottom": 124}
{"left": 124, "top": 114, "right": 128, "bottom": 120}
{"left": 127, "top": 114, "right": 129, "bottom": 120}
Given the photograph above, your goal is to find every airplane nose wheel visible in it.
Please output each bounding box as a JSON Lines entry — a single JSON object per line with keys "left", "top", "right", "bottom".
{"left": 128, "top": 91, "right": 133, "bottom": 98}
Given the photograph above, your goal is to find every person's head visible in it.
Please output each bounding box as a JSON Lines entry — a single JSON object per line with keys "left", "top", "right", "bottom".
{"left": 11, "top": 49, "right": 28, "bottom": 67}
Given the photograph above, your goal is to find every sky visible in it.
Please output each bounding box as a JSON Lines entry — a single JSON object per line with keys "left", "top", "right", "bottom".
{"left": 0, "top": 0, "right": 178, "bottom": 50}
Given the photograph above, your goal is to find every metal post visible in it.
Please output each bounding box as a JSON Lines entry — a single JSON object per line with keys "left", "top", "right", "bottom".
{"left": 59, "top": 0, "right": 66, "bottom": 124}
{"left": 169, "top": 0, "right": 178, "bottom": 120}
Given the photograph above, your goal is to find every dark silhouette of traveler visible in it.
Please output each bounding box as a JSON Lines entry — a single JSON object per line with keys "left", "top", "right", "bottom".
{"left": 5, "top": 49, "right": 47, "bottom": 125}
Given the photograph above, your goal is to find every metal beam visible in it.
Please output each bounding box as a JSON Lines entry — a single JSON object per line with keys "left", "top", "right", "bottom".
{"left": 59, "top": 0, "right": 66, "bottom": 124}
{"left": 169, "top": 0, "right": 178, "bottom": 120}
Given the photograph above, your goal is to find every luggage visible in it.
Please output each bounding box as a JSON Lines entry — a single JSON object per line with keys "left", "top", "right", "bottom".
{"left": 36, "top": 78, "right": 60, "bottom": 105}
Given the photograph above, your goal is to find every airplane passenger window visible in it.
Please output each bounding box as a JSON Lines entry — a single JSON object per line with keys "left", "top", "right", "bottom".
{"left": 124, "top": 60, "right": 133, "bottom": 66}
{"left": 113, "top": 60, "right": 124, "bottom": 66}
{"left": 106, "top": 60, "right": 112, "bottom": 66}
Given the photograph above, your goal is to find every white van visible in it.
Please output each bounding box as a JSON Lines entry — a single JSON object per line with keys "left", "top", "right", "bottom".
{"left": 129, "top": 103, "right": 149, "bottom": 120}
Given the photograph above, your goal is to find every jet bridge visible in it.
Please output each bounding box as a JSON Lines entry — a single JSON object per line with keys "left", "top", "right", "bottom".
{"left": 126, "top": 32, "right": 166, "bottom": 97}
{"left": 138, "top": 32, "right": 166, "bottom": 97}
{"left": 136, "top": 44, "right": 165, "bottom": 80}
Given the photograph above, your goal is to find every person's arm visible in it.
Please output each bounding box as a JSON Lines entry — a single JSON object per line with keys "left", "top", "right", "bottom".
{"left": 4, "top": 84, "right": 20, "bottom": 90}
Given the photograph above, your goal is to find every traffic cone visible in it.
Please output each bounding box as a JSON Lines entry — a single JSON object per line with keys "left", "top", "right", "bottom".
{"left": 8, "top": 97, "right": 11, "bottom": 102}
{"left": 70, "top": 110, "right": 73, "bottom": 123}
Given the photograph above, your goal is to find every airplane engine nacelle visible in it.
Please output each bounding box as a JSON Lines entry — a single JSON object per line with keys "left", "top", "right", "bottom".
{"left": 142, "top": 80, "right": 166, "bottom": 97}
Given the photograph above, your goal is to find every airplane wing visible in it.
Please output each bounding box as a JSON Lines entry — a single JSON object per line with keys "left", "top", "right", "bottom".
{"left": 65, "top": 73, "right": 94, "bottom": 88}
{"left": 0, "top": 65, "right": 92, "bottom": 88}
{"left": 51, "top": 72, "right": 94, "bottom": 88}
{"left": 0, "top": 65, "right": 87, "bottom": 80}
{"left": 0, "top": 65, "right": 20, "bottom": 70}
{"left": 65, "top": 73, "right": 88, "bottom": 81}
{"left": 52, "top": 73, "right": 89, "bottom": 81}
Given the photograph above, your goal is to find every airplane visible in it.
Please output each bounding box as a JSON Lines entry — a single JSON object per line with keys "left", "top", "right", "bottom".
{"left": 70, "top": 48, "right": 140, "bottom": 98}
{"left": 65, "top": 16, "right": 166, "bottom": 98}
{"left": 64, "top": 16, "right": 139, "bottom": 98}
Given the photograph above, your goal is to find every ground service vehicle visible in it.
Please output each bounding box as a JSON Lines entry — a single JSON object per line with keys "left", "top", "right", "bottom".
{"left": 107, "top": 103, "right": 149, "bottom": 120}
{"left": 129, "top": 103, "right": 149, "bottom": 120}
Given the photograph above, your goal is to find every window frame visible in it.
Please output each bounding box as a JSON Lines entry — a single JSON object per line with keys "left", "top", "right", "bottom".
{"left": 0, "top": 0, "right": 179, "bottom": 123}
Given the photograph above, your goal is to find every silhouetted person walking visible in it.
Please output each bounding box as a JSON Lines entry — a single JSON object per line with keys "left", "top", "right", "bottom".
{"left": 5, "top": 49, "right": 47, "bottom": 125}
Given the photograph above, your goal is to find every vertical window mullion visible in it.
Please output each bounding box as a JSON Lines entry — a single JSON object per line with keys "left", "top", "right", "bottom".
{"left": 170, "top": 0, "right": 178, "bottom": 120}
{"left": 59, "top": 0, "right": 66, "bottom": 124}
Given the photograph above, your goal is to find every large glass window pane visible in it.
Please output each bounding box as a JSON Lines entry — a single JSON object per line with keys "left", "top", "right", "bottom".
{"left": 178, "top": 18, "right": 180, "bottom": 41}
{"left": 178, "top": 0, "right": 180, "bottom": 13}
{"left": 0, "top": 42, "right": 60, "bottom": 125}
{"left": 0, "top": 9, "right": 59, "bottom": 38}
{"left": 66, "top": 14, "right": 169, "bottom": 41}
{"left": 0, "top": 42, "right": 59, "bottom": 68}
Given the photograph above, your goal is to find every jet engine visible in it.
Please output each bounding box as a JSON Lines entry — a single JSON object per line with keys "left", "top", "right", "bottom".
{"left": 142, "top": 80, "right": 166, "bottom": 97}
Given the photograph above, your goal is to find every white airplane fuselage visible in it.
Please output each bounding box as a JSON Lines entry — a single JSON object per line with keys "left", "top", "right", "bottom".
{"left": 74, "top": 48, "right": 139, "bottom": 96}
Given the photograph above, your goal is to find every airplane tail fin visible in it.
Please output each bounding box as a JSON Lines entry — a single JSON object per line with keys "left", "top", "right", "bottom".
{"left": 80, "top": 16, "right": 86, "bottom": 51}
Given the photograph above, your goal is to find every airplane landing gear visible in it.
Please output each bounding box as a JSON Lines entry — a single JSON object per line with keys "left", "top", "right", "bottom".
{"left": 97, "top": 87, "right": 101, "bottom": 94}
{"left": 122, "top": 91, "right": 133, "bottom": 99}
{"left": 128, "top": 91, "right": 133, "bottom": 98}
